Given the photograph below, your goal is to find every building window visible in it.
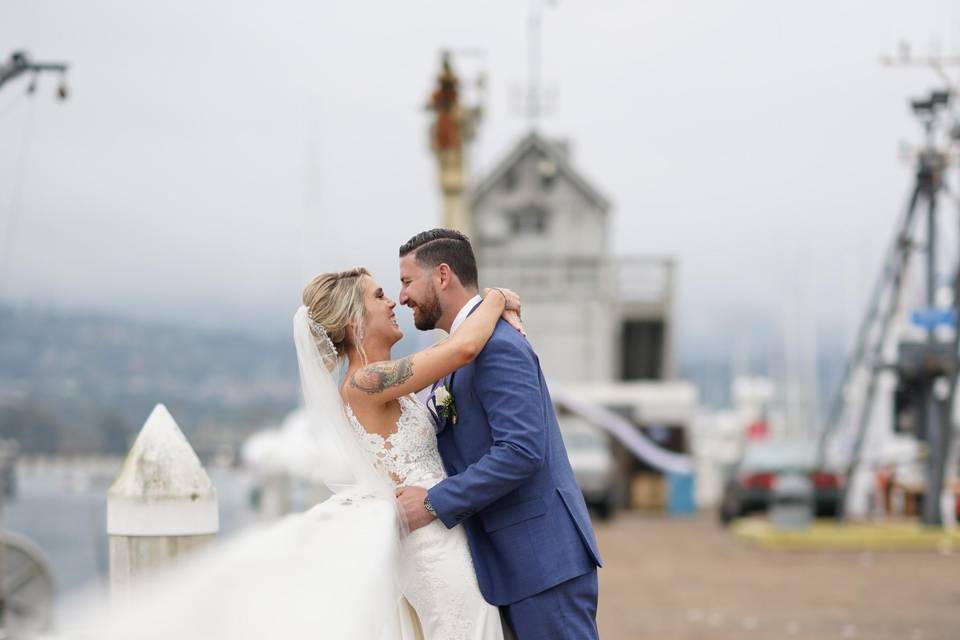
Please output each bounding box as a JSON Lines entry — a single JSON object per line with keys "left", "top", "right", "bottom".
{"left": 509, "top": 205, "right": 549, "bottom": 234}
{"left": 621, "top": 319, "right": 664, "bottom": 380}
{"left": 501, "top": 169, "right": 517, "bottom": 192}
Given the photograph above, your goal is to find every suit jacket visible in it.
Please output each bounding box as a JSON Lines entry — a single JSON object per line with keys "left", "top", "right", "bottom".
{"left": 427, "top": 318, "right": 602, "bottom": 605}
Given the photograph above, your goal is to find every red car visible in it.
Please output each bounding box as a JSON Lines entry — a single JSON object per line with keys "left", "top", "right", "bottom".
{"left": 719, "top": 440, "right": 844, "bottom": 524}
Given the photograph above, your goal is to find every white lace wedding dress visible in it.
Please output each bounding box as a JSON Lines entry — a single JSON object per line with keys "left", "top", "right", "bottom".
{"left": 65, "top": 395, "right": 505, "bottom": 640}
{"left": 60, "top": 312, "right": 506, "bottom": 640}
{"left": 345, "top": 394, "right": 506, "bottom": 640}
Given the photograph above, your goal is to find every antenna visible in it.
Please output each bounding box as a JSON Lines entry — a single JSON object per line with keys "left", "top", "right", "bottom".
{"left": 879, "top": 41, "right": 960, "bottom": 92}
{"left": 515, "top": 0, "right": 558, "bottom": 129}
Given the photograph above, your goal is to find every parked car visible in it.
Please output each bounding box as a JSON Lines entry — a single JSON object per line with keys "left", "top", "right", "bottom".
{"left": 719, "top": 440, "right": 843, "bottom": 524}
{"left": 559, "top": 415, "right": 624, "bottom": 520}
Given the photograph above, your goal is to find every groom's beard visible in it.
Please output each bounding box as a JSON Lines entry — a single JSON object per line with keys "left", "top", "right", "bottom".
{"left": 413, "top": 289, "right": 443, "bottom": 331}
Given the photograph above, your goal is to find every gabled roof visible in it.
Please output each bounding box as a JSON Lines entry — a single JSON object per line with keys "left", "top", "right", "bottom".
{"left": 470, "top": 130, "right": 611, "bottom": 211}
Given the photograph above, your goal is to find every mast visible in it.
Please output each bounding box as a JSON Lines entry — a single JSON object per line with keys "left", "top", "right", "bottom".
{"left": 426, "top": 51, "right": 483, "bottom": 232}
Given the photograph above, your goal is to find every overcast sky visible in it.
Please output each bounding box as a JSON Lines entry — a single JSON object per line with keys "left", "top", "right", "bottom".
{"left": 2, "top": 1, "right": 959, "bottom": 360}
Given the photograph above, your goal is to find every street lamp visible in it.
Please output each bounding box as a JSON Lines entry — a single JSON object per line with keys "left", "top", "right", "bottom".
{"left": 0, "top": 50, "right": 70, "bottom": 101}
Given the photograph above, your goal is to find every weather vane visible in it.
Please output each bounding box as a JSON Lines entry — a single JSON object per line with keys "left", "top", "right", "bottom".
{"left": 512, "top": 0, "right": 559, "bottom": 130}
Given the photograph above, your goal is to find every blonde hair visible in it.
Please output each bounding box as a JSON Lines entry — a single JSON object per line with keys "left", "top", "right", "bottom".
{"left": 302, "top": 267, "right": 371, "bottom": 366}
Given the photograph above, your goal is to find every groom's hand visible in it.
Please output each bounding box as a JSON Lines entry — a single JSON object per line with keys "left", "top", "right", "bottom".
{"left": 395, "top": 485, "right": 436, "bottom": 532}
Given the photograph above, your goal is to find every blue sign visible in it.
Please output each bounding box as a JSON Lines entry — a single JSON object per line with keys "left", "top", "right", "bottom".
{"left": 911, "top": 307, "right": 957, "bottom": 329}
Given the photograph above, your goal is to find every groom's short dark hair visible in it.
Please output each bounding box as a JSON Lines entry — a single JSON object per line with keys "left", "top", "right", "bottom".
{"left": 399, "top": 228, "right": 479, "bottom": 290}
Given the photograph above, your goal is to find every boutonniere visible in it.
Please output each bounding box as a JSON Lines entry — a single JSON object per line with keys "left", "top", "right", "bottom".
{"left": 434, "top": 384, "right": 459, "bottom": 425}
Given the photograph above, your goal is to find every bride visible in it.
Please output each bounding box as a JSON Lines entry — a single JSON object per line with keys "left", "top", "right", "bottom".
{"left": 65, "top": 269, "right": 521, "bottom": 640}
{"left": 297, "top": 266, "right": 522, "bottom": 639}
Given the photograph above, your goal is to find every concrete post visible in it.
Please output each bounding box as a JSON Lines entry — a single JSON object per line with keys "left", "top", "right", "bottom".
{"left": 107, "top": 404, "right": 218, "bottom": 595}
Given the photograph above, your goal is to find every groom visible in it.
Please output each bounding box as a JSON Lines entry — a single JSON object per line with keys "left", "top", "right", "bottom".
{"left": 395, "top": 228, "right": 602, "bottom": 640}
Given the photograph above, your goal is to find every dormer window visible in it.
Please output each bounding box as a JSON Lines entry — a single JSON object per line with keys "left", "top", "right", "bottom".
{"left": 538, "top": 159, "right": 557, "bottom": 190}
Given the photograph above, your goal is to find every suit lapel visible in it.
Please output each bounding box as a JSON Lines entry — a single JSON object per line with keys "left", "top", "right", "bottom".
{"left": 434, "top": 298, "right": 482, "bottom": 432}
{"left": 427, "top": 376, "right": 448, "bottom": 430}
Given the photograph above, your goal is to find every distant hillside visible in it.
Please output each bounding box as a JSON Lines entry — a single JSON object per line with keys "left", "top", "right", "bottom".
{"left": 0, "top": 304, "right": 300, "bottom": 455}
{"left": 0, "top": 303, "right": 850, "bottom": 454}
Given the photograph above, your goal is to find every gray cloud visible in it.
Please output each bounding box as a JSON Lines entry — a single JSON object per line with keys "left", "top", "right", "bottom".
{"left": 1, "top": 0, "right": 958, "bottom": 355}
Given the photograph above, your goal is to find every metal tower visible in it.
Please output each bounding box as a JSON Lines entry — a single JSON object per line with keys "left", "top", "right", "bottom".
{"left": 819, "top": 45, "right": 960, "bottom": 525}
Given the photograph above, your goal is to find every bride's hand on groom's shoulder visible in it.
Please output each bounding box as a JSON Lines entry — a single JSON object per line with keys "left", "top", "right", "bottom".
{"left": 485, "top": 286, "right": 520, "bottom": 312}
{"left": 485, "top": 287, "right": 526, "bottom": 337}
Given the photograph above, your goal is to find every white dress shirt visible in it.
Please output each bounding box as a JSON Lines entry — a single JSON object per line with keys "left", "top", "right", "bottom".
{"left": 416, "top": 294, "right": 483, "bottom": 408}
{"left": 450, "top": 294, "right": 483, "bottom": 335}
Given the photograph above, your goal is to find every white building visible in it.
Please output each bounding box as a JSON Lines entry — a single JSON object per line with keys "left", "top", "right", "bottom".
{"left": 470, "top": 131, "right": 676, "bottom": 385}
{"left": 470, "top": 132, "right": 706, "bottom": 511}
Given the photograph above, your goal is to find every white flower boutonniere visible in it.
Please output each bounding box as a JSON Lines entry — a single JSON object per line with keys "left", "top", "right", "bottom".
{"left": 434, "top": 384, "right": 458, "bottom": 425}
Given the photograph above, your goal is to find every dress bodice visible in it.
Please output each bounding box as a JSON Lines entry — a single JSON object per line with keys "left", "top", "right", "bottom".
{"left": 345, "top": 395, "right": 446, "bottom": 490}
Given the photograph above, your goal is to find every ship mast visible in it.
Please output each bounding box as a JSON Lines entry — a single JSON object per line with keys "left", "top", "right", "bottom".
{"left": 426, "top": 51, "right": 483, "bottom": 232}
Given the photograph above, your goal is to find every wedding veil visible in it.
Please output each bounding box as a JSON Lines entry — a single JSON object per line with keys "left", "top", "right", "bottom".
{"left": 53, "top": 309, "right": 414, "bottom": 640}
{"left": 292, "top": 306, "right": 416, "bottom": 635}
{"left": 292, "top": 305, "right": 396, "bottom": 498}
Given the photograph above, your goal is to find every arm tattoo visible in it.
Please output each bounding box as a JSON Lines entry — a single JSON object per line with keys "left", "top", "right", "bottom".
{"left": 349, "top": 357, "right": 415, "bottom": 395}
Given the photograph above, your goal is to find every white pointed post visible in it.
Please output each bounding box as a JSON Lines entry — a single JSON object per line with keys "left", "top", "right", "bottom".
{"left": 107, "top": 404, "right": 218, "bottom": 594}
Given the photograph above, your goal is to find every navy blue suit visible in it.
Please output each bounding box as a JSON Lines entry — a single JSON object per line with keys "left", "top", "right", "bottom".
{"left": 427, "top": 318, "right": 602, "bottom": 639}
